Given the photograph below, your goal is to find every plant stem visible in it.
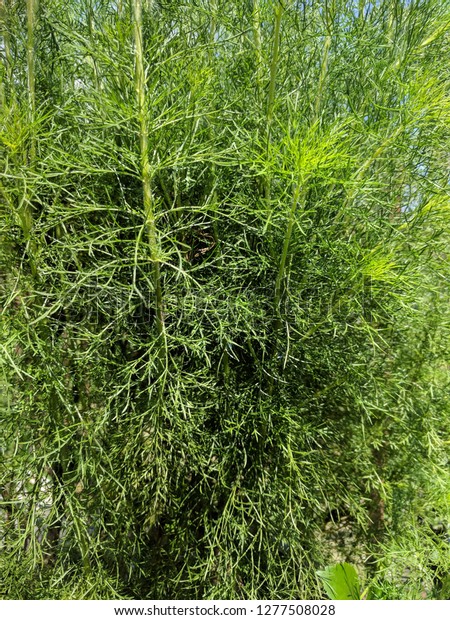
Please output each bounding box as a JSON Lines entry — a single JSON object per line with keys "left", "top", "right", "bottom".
{"left": 313, "top": 1, "right": 334, "bottom": 123}
{"left": 266, "top": 2, "right": 283, "bottom": 133}
{"left": 24, "top": 0, "right": 37, "bottom": 278}
{"left": 87, "top": 3, "right": 100, "bottom": 91}
{"left": 1, "top": 0, "right": 13, "bottom": 105}
{"left": 267, "top": 181, "right": 305, "bottom": 395}
{"left": 208, "top": 0, "right": 220, "bottom": 252}
{"left": 264, "top": 1, "right": 284, "bottom": 207}
{"left": 26, "top": 0, "right": 37, "bottom": 161}
{"left": 358, "top": 0, "right": 366, "bottom": 24}
{"left": 133, "top": 0, "right": 166, "bottom": 373}
{"left": 252, "top": 0, "right": 264, "bottom": 104}
{"left": 274, "top": 182, "right": 304, "bottom": 316}
{"left": 208, "top": 0, "right": 229, "bottom": 396}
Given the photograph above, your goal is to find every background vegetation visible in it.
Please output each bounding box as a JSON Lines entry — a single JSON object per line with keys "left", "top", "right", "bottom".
{"left": 1, "top": 0, "right": 449, "bottom": 600}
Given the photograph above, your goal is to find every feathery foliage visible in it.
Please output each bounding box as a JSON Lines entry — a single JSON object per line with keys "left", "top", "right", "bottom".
{"left": 1, "top": 0, "right": 450, "bottom": 599}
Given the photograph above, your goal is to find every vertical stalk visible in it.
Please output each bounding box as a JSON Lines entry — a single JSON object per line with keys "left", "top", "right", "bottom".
{"left": 313, "top": 1, "right": 334, "bottom": 123}
{"left": 313, "top": 37, "right": 330, "bottom": 122}
{"left": 273, "top": 182, "right": 304, "bottom": 316}
{"left": 267, "top": 182, "right": 305, "bottom": 396}
{"left": 266, "top": 2, "right": 283, "bottom": 132}
{"left": 259, "top": 1, "right": 284, "bottom": 396}
{"left": 133, "top": 0, "right": 165, "bottom": 371}
{"left": 386, "top": 0, "right": 396, "bottom": 43}
{"left": 1, "top": 0, "right": 12, "bottom": 106}
{"left": 210, "top": 0, "right": 217, "bottom": 44}
{"left": 87, "top": 2, "right": 100, "bottom": 91}
{"left": 23, "top": 0, "right": 37, "bottom": 278}
{"left": 133, "top": 0, "right": 167, "bottom": 530}
{"left": 263, "top": 1, "right": 284, "bottom": 207}
{"left": 208, "top": 0, "right": 229, "bottom": 394}
{"left": 208, "top": 0, "right": 220, "bottom": 251}
{"left": 358, "top": 0, "right": 366, "bottom": 24}
{"left": 26, "top": 0, "right": 37, "bottom": 161}
{"left": 252, "top": 0, "right": 264, "bottom": 104}
{"left": 271, "top": 1, "right": 334, "bottom": 389}
{"left": 251, "top": 0, "right": 269, "bottom": 226}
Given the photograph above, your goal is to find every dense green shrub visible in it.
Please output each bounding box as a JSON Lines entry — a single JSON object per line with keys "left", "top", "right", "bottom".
{"left": 1, "top": 0, "right": 449, "bottom": 599}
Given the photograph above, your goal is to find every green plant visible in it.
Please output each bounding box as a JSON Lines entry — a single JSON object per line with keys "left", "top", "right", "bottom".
{"left": 1, "top": 0, "right": 450, "bottom": 600}
{"left": 317, "top": 563, "right": 361, "bottom": 600}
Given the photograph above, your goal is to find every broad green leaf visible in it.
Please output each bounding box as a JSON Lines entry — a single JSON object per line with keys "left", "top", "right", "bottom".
{"left": 317, "top": 563, "right": 361, "bottom": 600}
